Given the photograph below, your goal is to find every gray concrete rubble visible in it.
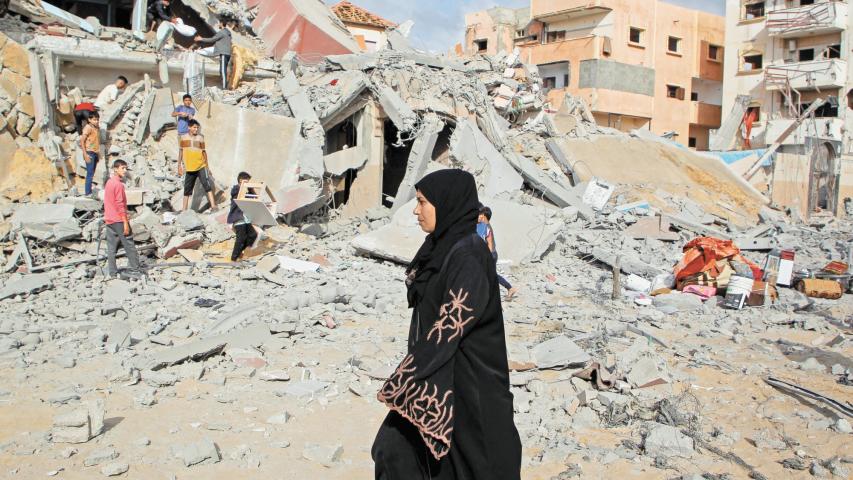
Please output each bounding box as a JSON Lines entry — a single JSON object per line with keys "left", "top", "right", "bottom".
{"left": 1, "top": 2, "right": 852, "bottom": 479}
{"left": 352, "top": 197, "right": 562, "bottom": 266}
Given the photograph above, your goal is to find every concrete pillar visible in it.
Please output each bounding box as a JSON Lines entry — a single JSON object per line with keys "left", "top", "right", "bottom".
{"left": 342, "top": 102, "right": 384, "bottom": 216}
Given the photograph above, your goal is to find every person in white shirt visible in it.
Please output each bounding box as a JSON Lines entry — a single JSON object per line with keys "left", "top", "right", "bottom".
{"left": 94, "top": 75, "right": 128, "bottom": 110}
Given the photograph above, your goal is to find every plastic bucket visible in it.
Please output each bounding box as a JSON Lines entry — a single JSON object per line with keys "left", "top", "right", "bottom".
{"left": 724, "top": 275, "right": 754, "bottom": 310}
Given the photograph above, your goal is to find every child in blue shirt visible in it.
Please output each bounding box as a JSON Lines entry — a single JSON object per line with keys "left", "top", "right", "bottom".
{"left": 477, "top": 205, "right": 518, "bottom": 299}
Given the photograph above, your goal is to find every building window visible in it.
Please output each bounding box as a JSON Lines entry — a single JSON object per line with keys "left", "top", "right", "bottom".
{"left": 742, "top": 54, "right": 763, "bottom": 71}
{"left": 688, "top": 137, "right": 697, "bottom": 148}
{"left": 798, "top": 48, "right": 815, "bottom": 62}
{"left": 800, "top": 0, "right": 814, "bottom": 5}
{"left": 708, "top": 44, "right": 722, "bottom": 61}
{"left": 667, "top": 36, "right": 681, "bottom": 53}
{"left": 563, "top": 74, "right": 569, "bottom": 87}
{"left": 474, "top": 39, "right": 488, "bottom": 52}
{"left": 629, "top": 27, "right": 644, "bottom": 45}
{"left": 546, "top": 30, "right": 566, "bottom": 43}
{"left": 826, "top": 44, "right": 841, "bottom": 59}
{"left": 667, "top": 84, "right": 685, "bottom": 100}
{"left": 691, "top": 92, "right": 699, "bottom": 101}
{"left": 543, "top": 77, "right": 556, "bottom": 89}
{"left": 743, "top": 2, "right": 765, "bottom": 20}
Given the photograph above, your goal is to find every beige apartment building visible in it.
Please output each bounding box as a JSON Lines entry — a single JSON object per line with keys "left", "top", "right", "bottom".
{"left": 719, "top": 0, "right": 852, "bottom": 218}
{"left": 464, "top": 0, "right": 726, "bottom": 150}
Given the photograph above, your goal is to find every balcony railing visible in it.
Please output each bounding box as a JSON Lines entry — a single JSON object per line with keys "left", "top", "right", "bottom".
{"left": 690, "top": 102, "right": 722, "bottom": 127}
{"left": 765, "top": 59, "right": 847, "bottom": 91}
{"left": 767, "top": 1, "right": 847, "bottom": 38}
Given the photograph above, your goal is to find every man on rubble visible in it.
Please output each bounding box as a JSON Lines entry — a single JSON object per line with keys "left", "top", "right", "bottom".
{"left": 147, "top": 0, "right": 174, "bottom": 32}
{"left": 103, "top": 159, "right": 142, "bottom": 278}
{"left": 94, "top": 75, "right": 128, "bottom": 111}
{"left": 194, "top": 18, "right": 234, "bottom": 90}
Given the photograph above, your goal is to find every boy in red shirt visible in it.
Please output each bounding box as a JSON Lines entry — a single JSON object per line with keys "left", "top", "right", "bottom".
{"left": 103, "top": 159, "right": 141, "bottom": 277}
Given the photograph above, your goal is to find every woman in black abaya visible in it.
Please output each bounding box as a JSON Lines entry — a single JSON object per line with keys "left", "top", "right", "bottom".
{"left": 372, "top": 169, "right": 521, "bottom": 480}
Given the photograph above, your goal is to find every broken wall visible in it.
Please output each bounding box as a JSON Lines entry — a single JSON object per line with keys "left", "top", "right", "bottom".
{"left": 0, "top": 32, "right": 39, "bottom": 140}
{"left": 192, "top": 101, "right": 302, "bottom": 192}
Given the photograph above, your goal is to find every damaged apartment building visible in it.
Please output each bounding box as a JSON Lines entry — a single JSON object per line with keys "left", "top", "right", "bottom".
{"left": 464, "top": 0, "right": 726, "bottom": 150}
{"left": 715, "top": 0, "right": 853, "bottom": 220}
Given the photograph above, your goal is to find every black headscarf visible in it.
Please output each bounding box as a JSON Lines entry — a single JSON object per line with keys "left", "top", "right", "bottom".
{"left": 406, "top": 169, "right": 480, "bottom": 307}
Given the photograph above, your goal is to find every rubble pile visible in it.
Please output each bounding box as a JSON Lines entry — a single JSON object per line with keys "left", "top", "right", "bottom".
{"left": 0, "top": 1, "right": 852, "bottom": 479}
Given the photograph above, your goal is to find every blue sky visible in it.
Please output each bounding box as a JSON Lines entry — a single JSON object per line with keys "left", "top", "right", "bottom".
{"left": 329, "top": 0, "right": 726, "bottom": 52}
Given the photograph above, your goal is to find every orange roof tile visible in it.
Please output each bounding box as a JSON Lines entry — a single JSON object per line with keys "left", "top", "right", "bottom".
{"left": 331, "top": 1, "right": 396, "bottom": 29}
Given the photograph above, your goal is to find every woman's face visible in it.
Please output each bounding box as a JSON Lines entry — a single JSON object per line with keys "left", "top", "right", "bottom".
{"left": 414, "top": 190, "right": 436, "bottom": 233}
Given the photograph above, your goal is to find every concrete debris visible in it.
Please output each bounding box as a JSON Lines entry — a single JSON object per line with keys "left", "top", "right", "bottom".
{"left": 10, "top": 204, "right": 80, "bottom": 242}
{"left": 450, "top": 119, "right": 524, "bottom": 199}
{"left": 171, "top": 438, "right": 221, "bottom": 467}
{"left": 531, "top": 336, "right": 591, "bottom": 369}
{"left": 302, "top": 443, "right": 343, "bottom": 467}
{"left": 353, "top": 198, "right": 561, "bottom": 266}
{"left": 50, "top": 400, "right": 105, "bottom": 444}
{"left": 644, "top": 424, "right": 694, "bottom": 458}
{"left": 0, "top": 273, "right": 52, "bottom": 300}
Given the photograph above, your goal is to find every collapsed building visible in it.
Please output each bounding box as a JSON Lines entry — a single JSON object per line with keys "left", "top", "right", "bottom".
{"left": 716, "top": 0, "right": 853, "bottom": 221}
{"left": 1, "top": 1, "right": 852, "bottom": 479}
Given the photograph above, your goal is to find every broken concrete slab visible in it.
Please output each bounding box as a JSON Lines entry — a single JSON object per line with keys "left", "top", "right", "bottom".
{"left": 171, "top": 438, "right": 221, "bottom": 467}
{"left": 324, "top": 146, "right": 367, "bottom": 176}
{"left": 590, "top": 247, "right": 666, "bottom": 278}
{"left": 302, "top": 443, "right": 343, "bottom": 468}
{"left": 133, "top": 89, "right": 155, "bottom": 145}
{"left": 373, "top": 83, "right": 417, "bottom": 133}
{"left": 278, "top": 71, "right": 323, "bottom": 142}
{"left": 531, "top": 336, "right": 591, "bottom": 369}
{"left": 147, "top": 87, "right": 175, "bottom": 140}
{"left": 101, "top": 80, "right": 144, "bottom": 127}
{"left": 353, "top": 197, "right": 560, "bottom": 266}
{"left": 0, "top": 273, "right": 52, "bottom": 300}
{"left": 142, "top": 324, "right": 271, "bottom": 371}
{"left": 207, "top": 304, "right": 264, "bottom": 336}
{"left": 653, "top": 292, "right": 704, "bottom": 314}
{"left": 10, "top": 203, "right": 79, "bottom": 243}
{"left": 393, "top": 113, "right": 444, "bottom": 211}
{"left": 274, "top": 180, "right": 324, "bottom": 216}
{"left": 644, "top": 424, "right": 694, "bottom": 458}
{"left": 3, "top": 235, "right": 33, "bottom": 273}
{"left": 626, "top": 356, "right": 670, "bottom": 388}
{"left": 450, "top": 119, "right": 523, "bottom": 199}
{"left": 276, "top": 380, "right": 330, "bottom": 398}
{"left": 194, "top": 101, "right": 302, "bottom": 192}
{"left": 624, "top": 216, "right": 680, "bottom": 242}
{"left": 736, "top": 237, "right": 779, "bottom": 251}
{"left": 158, "top": 233, "right": 203, "bottom": 259}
